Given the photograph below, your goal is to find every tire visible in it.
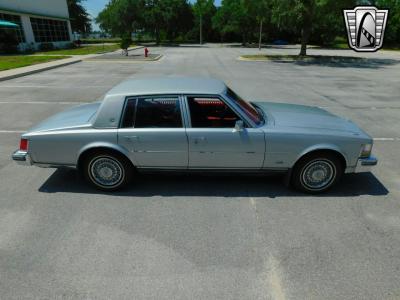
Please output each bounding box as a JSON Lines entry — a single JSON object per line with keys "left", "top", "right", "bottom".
{"left": 83, "top": 150, "right": 133, "bottom": 191}
{"left": 291, "top": 152, "right": 343, "bottom": 194}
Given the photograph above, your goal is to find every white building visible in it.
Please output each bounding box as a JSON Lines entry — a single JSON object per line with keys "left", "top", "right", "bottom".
{"left": 0, "top": 0, "right": 73, "bottom": 49}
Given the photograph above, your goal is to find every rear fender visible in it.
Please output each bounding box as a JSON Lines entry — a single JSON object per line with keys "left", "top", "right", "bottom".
{"left": 77, "top": 142, "right": 134, "bottom": 165}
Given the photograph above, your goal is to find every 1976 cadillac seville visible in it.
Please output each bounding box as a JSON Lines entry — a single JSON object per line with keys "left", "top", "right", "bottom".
{"left": 12, "top": 77, "right": 377, "bottom": 193}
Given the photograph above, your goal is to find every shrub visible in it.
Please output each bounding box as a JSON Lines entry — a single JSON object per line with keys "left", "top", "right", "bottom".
{"left": 22, "top": 43, "right": 35, "bottom": 54}
{"left": 81, "top": 38, "right": 121, "bottom": 44}
{"left": 120, "top": 36, "right": 132, "bottom": 56}
{"left": 39, "top": 42, "right": 55, "bottom": 51}
{"left": 0, "top": 31, "right": 19, "bottom": 54}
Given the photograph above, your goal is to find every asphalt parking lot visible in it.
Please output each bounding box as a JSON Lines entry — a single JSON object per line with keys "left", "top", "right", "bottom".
{"left": 1, "top": 45, "right": 400, "bottom": 299}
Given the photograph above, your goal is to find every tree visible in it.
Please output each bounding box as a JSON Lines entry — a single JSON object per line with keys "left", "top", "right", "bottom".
{"left": 67, "top": 0, "right": 92, "bottom": 34}
{"left": 271, "top": 0, "right": 357, "bottom": 55}
{"left": 96, "top": 0, "right": 145, "bottom": 37}
{"left": 374, "top": 0, "right": 400, "bottom": 46}
{"left": 212, "top": 0, "right": 254, "bottom": 45}
{"left": 193, "top": 0, "right": 217, "bottom": 43}
{"left": 271, "top": 0, "right": 316, "bottom": 55}
{"left": 243, "top": 0, "right": 271, "bottom": 49}
{"left": 144, "top": 0, "right": 193, "bottom": 44}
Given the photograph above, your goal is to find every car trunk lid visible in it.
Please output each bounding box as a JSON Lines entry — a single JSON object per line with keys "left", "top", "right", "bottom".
{"left": 26, "top": 102, "right": 101, "bottom": 133}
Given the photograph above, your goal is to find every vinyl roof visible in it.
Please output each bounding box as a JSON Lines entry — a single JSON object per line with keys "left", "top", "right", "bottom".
{"left": 106, "top": 77, "right": 227, "bottom": 97}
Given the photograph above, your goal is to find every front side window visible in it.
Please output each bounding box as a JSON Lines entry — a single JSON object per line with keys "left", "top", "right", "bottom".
{"left": 226, "top": 88, "right": 263, "bottom": 126}
{"left": 187, "top": 96, "right": 240, "bottom": 128}
{"left": 122, "top": 96, "right": 182, "bottom": 128}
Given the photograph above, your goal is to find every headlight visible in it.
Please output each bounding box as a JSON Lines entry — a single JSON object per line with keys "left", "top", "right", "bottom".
{"left": 360, "top": 143, "right": 372, "bottom": 158}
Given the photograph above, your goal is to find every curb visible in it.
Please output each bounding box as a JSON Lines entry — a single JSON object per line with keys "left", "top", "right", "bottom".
{"left": 0, "top": 59, "right": 82, "bottom": 82}
{"left": 237, "top": 56, "right": 277, "bottom": 62}
{"left": 0, "top": 47, "right": 144, "bottom": 82}
{"left": 86, "top": 54, "right": 163, "bottom": 63}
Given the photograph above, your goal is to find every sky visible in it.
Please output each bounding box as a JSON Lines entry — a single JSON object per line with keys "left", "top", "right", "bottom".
{"left": 84, "top": 0, "right": 222, "bottom": 31}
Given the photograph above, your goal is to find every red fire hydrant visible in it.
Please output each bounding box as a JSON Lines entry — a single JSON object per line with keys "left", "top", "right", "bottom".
{"left": 144, "top": 47, "right": 149, "bottom": 58}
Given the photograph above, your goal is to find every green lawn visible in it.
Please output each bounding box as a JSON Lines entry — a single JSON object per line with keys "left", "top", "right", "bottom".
{"left": 0, "top": 55, "right": 70, "bottom": 71}
{"left": 36, "top": 44, "right": 121, "bottom": 55}
{"left": 330, "top": 43, "right": 349, "bottom": 49}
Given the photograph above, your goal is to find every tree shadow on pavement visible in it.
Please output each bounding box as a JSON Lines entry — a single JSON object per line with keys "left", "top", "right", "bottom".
{"left": 39, "top": 169, "right": 388, "bottom": 198}
{"left": 275, "top": 56, "right": 399, "bottom": 69}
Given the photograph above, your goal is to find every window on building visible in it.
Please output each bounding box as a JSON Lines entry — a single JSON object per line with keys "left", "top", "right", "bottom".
{"left": 0, "top": 13, "right": 25, "bottom": 43}
{"left": 30, "top": 17, "right": 70, "bottom": 42}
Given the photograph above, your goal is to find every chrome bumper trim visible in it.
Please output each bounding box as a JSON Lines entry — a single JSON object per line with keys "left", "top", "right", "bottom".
{"left": 355, "top": 155, "right": 378, "bottom": 173}
{"left": 12, "top": 150, "right": 32, "bottom": 166}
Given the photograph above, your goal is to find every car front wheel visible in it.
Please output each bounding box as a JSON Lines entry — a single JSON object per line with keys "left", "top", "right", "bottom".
{"left": 291, "top": 153, "right": 343, "bottom": 194}
{"left": 83, "top": 151, "right": 132, "bottom": 191}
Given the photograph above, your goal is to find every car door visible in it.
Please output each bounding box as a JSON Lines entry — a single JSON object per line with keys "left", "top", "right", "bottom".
{"left": 118, "top": 95, "right": 188, "bottom": 168}
{"left": 185, "top": 95, "right": 265, "bottom": 169}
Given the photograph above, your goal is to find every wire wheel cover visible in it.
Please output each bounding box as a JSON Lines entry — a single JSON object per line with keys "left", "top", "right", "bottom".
{"left": 301, "top": 159, "right": 336, "bottom": 190}
{"left": 89, "top": 156, "right": 124, "bottom": 187}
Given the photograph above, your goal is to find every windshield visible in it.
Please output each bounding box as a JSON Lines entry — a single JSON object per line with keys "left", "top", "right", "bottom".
{"left": 226, "top": 88, "right": 263, "bottom": 126}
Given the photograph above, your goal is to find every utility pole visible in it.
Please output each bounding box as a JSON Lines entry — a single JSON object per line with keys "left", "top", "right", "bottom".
{"left": 258, "top": 20, "right": 263, "bottom": 51}
{"left": 200, "top": 13, "right": 203, "bottom": 44}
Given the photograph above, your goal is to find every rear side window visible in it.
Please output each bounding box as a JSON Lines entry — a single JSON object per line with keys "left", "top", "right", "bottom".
{"left": 121, "top": 96, "right": 182, "bottom": 128}
{"left": 121, "top": 98, "right": 137, "bottom": 128}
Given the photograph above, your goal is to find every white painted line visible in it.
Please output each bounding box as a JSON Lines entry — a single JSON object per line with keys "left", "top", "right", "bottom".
{"left": 267, "top": 255, "right": 287, "bottom": 300}
{"left": 0, "top": 101, "right": 89, "bottom": 105}
{"left": 0, "top": 130, "right": 25, "bottom": 133}
{"left": 0, "top": 85, "right": 114, "bottom": 88}
{"left": 373, "top": 137, "right": 396, "bottom": 141}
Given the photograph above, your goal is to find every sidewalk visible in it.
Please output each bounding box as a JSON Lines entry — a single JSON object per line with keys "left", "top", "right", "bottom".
{"left": 0, "top": 46, "right": 144, "bottom": 82}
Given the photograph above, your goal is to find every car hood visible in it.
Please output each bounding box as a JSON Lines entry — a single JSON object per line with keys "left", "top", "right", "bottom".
{"left": 25, "top": 102, "right": 100, "bottom": 134}
{"left": 254, "top": 101, "right": 366, "bottom": 135}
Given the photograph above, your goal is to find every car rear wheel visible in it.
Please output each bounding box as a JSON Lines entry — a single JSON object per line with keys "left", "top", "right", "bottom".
{"left": 83, "top": 151, "right": 132, "bottom": 191}
{"left": 291, "top": 153, "right": 343, "bottom": 194}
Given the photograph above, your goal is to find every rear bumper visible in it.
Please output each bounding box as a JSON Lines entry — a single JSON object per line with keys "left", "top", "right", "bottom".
{"left": 355, "top": 155, "right": 378, "bottom": 173}
{"left": 12, "top": 150, "right": 32, "bottom": 166}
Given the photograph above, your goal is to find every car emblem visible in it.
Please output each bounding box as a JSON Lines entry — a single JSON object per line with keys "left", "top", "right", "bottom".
{"left": 343, "top": 6, "right": 388, "bottom": 52}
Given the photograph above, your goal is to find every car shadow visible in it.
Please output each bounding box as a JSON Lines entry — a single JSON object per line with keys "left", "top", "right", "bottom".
{"left": 38, "top": 169, "right": 389, "bottom": 198}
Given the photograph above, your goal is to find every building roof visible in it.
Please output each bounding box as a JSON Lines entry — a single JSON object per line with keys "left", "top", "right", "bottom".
{"left": 0, "top": 0, "right": 70, "bottom": 20}
{"left": 106, "top": 77, "right": 227, "bottom": 97}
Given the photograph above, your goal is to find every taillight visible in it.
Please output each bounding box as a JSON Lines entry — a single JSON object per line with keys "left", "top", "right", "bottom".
{"left": 19, "top": 139, "right": 28, "bottom": 152}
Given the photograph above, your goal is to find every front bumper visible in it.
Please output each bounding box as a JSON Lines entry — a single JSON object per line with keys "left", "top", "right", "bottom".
{"left": 12, "top": 150, "right": 32, "bottom": 166}
{"left": 355, "top": 155, "right": 378, "bottom": 173}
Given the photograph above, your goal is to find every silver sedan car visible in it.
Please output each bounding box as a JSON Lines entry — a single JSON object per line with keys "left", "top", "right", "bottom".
{"left": 12, "top": 77, "right": 377, "bottom": 193}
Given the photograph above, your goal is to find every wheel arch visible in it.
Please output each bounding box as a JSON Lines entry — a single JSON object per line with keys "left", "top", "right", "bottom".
{"left": 77, "top": 142, "right": 133, "bottom": 171}
{"left": 294, "top": 145, "right": 348, "bottom": 170}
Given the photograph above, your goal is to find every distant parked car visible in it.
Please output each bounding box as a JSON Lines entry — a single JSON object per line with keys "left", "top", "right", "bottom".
{"left": 272, "top": 39, "right": 289, "bottom": 45}
{"left": 12, "top": 77, "right": 377, "bottom": 193}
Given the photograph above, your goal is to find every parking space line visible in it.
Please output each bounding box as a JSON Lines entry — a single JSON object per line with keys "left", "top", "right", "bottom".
{"left": 0, "top": 85, "right": 112, "bottom": 88}
{"left": 267, "top": 255, "right": 287, "bottom": 300}
{"left": 373, "top": 138, "right": 399, "bottom": 141}
{"left": 0, "top": 130, "right": 25, "bottom": 133}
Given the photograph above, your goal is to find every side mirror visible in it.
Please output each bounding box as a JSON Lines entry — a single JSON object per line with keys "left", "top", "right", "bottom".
{"left": 234, "top": 120, "right": 244, "bottom": 132}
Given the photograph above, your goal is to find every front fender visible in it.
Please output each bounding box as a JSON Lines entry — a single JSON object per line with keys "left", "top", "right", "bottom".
{"left": 296, "top": 143, "right": 349, "bottom": 167}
